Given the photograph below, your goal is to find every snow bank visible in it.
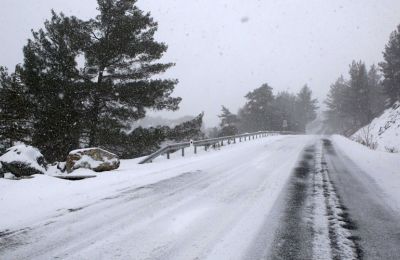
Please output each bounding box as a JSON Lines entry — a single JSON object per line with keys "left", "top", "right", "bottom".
{"left": 332, "top": 135, "right": 400, "bottom": 212}
{"left": 352, "top": 102, "right": 400, "bottom": 152}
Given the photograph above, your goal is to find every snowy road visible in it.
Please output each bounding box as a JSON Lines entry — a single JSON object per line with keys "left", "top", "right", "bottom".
{"left": 1, "top": 135, "right": 400, "bottom": 260}
{"left": 324, "top": 138, "right": 400, "bottom": 259}
{"left": 268, "top": 137, "right": 400, "bottom": 260}
{"left": 0, "top": 135, "right": 314, "bottom": 260}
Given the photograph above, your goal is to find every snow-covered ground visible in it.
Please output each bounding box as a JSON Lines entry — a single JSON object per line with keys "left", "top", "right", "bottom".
{"left": 332, "top": 135, "right": 400, "bottom": 212}
{"left": 2, "top": 134, "right": 400, "bottom": 259}
{"left": 352, "top": 102, "right": 400, "bottom": 152}
{"left": 0, "top": 135, "right": 314, "bottom": 259}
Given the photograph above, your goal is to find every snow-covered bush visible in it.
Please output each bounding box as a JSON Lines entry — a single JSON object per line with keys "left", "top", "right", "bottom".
{"left": 385, "top": 146, "right": 399, "bottom": 153}
{"left": 353, "top": 124, "right": 378, "bottom": 150}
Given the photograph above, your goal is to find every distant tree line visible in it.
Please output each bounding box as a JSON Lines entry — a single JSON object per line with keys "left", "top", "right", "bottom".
{"left": 324, "top": 63, "right": 386, "bottom": 134}
{"left": 215, "top": 84, "right": 318, "bottom": 137}
{"left": 0, "top": 0, "right": 203, "bottom": 161}
{"left": 324, "top": 23, "right": 400, "bottom": 135}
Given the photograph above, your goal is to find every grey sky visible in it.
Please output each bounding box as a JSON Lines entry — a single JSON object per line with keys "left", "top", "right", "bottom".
{"left": 1, "top": 0, "right": 400, "bottom": 127}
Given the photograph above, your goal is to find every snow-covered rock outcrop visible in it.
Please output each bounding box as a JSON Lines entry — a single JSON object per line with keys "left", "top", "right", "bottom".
{"left": 352, "top": 102, "right": 400, "bottom": 152}
{"left": 66, "top": 148, "right": 120, "bottom": 173}
{"left": 0, "top": 144, "right": 47, "bottom": 177}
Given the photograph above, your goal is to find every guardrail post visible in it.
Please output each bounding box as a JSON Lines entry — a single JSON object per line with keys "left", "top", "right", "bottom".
{"left": 239, "top": 137, "right": 241, "bottom": 142}
{"left": 233, "top": 138, "right": 236, "bottom": 144}
{"left": 181, "top": 148, "right": 185, "bottom": 157}
{"left": 221, "top": 140, "right": 224, "bottom": 146}
{"left": 167, "top": 152, "right": 170, "bottom": 159}
{"left": 194, "top": 145, "right": 197, "bottom": 154}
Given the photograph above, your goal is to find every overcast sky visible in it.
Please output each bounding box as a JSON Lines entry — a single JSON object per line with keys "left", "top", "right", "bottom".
{"left": 1, "top": 0, "right": 400, "bottom": 127}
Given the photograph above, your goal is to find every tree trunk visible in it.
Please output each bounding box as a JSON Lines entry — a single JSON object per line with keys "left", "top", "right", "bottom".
{"left": 88, "top": 70, "right": 103, "bottom": 147}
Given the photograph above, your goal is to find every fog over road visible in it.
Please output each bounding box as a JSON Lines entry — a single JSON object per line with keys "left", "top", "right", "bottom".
{"left": 1, "top": 135, "right": 399, "bottom": 260}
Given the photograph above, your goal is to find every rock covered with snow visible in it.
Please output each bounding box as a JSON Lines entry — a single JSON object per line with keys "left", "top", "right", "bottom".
{"left": 352, "top": 102, "right": 400, "bottom": 152}
{"left": 0, "top": 162, "right": 5, "bottom": 178}
{"left": 0, "top": 144, "right": 47, "bottom": 177}
{"left": 66, "top": 148, "right": 120, "bottom": 173}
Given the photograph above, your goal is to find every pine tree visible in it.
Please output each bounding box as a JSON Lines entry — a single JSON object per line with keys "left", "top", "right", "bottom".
{"left": 295, "top": 85, "right": 318, "bottom": 132}
{"left": 81, "top": 0, "right": 181, "bottom": 147}
{"left": 105, "top": 126, "right": 168, "bottom": 159}
{"left": 348, "top": 60, "right": 371, "bottom": 127}
{"left": 0, "top": 67, "right": 31, "bottom": 150}
{"left": 324, "top": 62, "right": 384, "bottom": 135}
{"left": 109, "top": 113, "right": 204, "bottom": 159}
{"left": 218, "top": 106, "right": 239, "bottom": 136}
{"left": 168, "top": 113, "right": 205, "bottom": 141}
{"left": 324, "top": 76, "right": 353, "bottom": 134}
{"left": 7, "top": 1, "right": 181, "bottom": 161}
{"left": 19, "top": 12, "right": 86, "bottom": 162}
{"left": 367, "top": 65, "right": 386, "bottom": 116}
{"left": 380, "top": 24, "right": 400, "bottom": 104}
{"left": 239, "top": 83, "right": 275, "bottom": 132}
{"left": 273, "top": 91, "right": 298, "bottom": 131}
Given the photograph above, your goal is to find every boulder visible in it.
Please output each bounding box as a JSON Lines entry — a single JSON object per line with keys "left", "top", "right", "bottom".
{"left": 0, "top": 145, "right": 47, "bottom": 177}
{"left": 0, "top": 162, "right": 5, "bottom": 178}
{"left": 66, "top": 148, "right": 120, "bottom": 173}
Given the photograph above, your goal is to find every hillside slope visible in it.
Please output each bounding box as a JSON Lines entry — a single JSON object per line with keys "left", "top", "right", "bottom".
{"left": 352, "top": 102, "right": 400, "bottom": 152}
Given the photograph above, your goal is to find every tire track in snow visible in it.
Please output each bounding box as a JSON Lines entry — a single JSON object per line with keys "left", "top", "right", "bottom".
{"left": 312, "top": 139, "right": 362, "bottom": 260}
{"left": 270, "top": 140, "right": 362, "bottom": 260}
{"left": 324, "top": 137, "right": 400, "bottom": 259}
{"left": 268, "top": 145, "right": 315, "bottom": 259}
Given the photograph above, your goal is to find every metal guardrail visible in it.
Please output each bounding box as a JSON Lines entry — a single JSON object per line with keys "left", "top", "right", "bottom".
{"left": 138, "top": 130, "right": 299, "bottom": 164}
